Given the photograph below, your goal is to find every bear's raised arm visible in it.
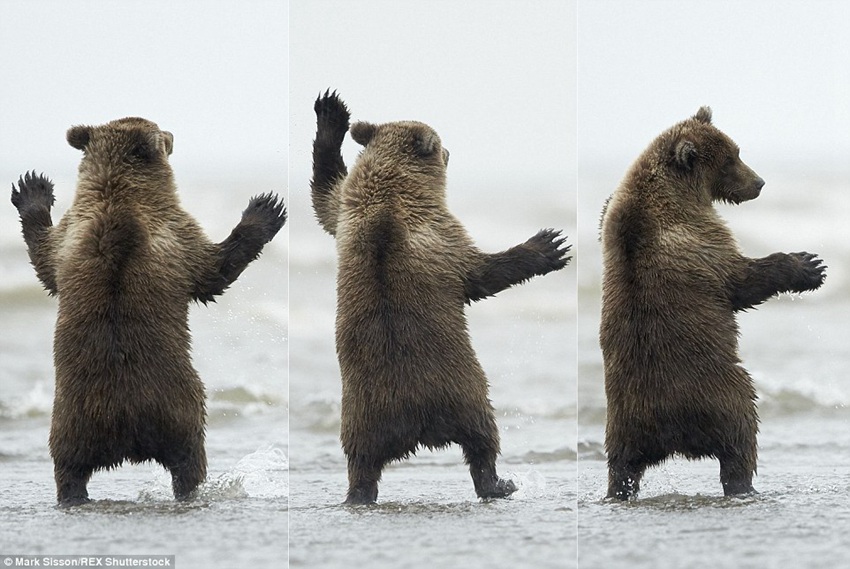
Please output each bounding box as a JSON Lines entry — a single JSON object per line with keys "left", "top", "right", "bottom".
{"left": 726, "top": 251, "right": 826, "bottom": 311}
{"left": 192, "top": 192, "right": 286, "bottom": 304}
{"left": 311, "top": 90, "right": 350, "bottom": 237}
{"left": 11, "top": 171, "right": 59, "bottom": 295}
{"left": 464, "top": 229, "right": 571, "bottom": 303}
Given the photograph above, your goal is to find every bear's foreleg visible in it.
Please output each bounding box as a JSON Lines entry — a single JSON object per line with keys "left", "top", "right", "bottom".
{"left": 727, "top": 252, "right": 826, "bottom": 310}
{"left": 464, "top": 229, "right": 571, "bottom": 302}
{"left": 11, "top": 171, "right": 58, "bottom": 295}
{"left": 311, "top": 90, "right": 350, "bottom": 236}
{"left": 192, "top": 193, "right": 286, "bottom": 303}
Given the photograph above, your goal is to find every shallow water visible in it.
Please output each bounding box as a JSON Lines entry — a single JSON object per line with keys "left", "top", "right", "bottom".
{"left": 578, "top": 447, "right": 850, "bottom": 569}
{"left": 1, "top": 179, "right": 289, "bottom": 567}
{"left": 290, "top": 462, "right": 575, "bottom": 569}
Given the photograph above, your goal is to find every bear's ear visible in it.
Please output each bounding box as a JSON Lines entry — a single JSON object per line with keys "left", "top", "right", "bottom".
{"left": 673, "top": 139, "right": 698, "bottom": 170}
{"left": 350, "top": 122, "right": 377, "bottom": 146}
{"left": 66, "top": 125, "right": 92, "bottom": 150}
{"left": 694, "top": 106, "right": 712, "bottom": 124}
{"left": 412, "top": 131, "right": 439, "bottom": 158}
{"left": 162, "top": 131, "right": 174, "bottom": 156}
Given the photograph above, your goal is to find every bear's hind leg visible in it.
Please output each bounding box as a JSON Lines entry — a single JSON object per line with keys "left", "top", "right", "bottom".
{"left": 345, "top": 454, "right": 382, "bottom": 505}
{"left": 606, "top": 454, "right": 649, "bottom": 501}
{"left": 54, "top": 462, "right": 93, "bottom": 507}
{"left": 719, "top": 452, "right": 757, "bottom": 496}
{"left": 165, "top": 440, "right": 207, "bottom": 501}
{"left": 459, "top": 428, "right": 516, "bottom": 499}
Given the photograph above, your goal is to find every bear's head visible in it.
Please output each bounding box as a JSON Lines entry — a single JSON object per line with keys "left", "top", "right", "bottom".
{"left": 349, "top": 120, "right": 450, "bottom": 177}
{"left": 665, "top": 107, "right": 764, "bottom": 204}
{"left": 67, "top": 117, "right": 174, "bottom": 179}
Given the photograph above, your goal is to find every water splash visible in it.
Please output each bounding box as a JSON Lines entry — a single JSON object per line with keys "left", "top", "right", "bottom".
{"left": 229, "top": 445, "right": 289, "bottom": 499}
{"left": 505, "top": 468, "right": 547, "bottom": 499}
{"left": 136, "top": 445, "right": 288, "bottom": 503}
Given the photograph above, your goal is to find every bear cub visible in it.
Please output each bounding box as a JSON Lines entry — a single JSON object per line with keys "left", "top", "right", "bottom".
{"left": 11, "top": 117, "right": 286, "bottom": 506}
{"left": 311, "top": 91, "right": 571, "bottom": 504}
{"left": 600, "top": 107, "right": 825, "bottom": 500}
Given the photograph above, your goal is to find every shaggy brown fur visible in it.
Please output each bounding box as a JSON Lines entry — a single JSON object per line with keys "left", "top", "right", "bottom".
{"left": 600, "top": 107, "right": 825, "bottom": 500}
{"left": 311, "top": 91, "right": 571, "bottom": 504}
{"left": 11, "top": 117, "right": 285, "bottom": 506}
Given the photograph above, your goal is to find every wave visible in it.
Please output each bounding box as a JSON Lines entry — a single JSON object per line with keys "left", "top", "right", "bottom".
{"left": 0, "top": 381, "right": 53, "bottom": 420}
{"left": 758, "top": 387, "right": 847, "bottom": 418}
{"left": 578, "top": 440, "right": 607, "bottom": 461}
{"left": 577, "top": 385, "right": 848, "bottom": 428}
{"left": 207, "top": 386, "right": 286, "bottom": 423}
{"left": 504, "top": 447, "right": 577, "bottom": 465}
{"left": 0, "top": 382, "right": 286, "bottom": 423}
{"left": 293, "top": 397, "right": 574, "bottom": 437}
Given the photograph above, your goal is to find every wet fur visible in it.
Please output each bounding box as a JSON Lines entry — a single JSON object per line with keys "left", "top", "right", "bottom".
{"left": 599, "top": 107, "right": 826, "bottom": 500}
{"left": 311, "top": 91, "right": 571, "bottom": 504}
{"left": 10, "top": 118, "right": 286, "bottom": 506}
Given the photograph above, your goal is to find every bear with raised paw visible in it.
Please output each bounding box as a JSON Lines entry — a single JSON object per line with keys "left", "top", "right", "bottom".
{"left": 600, "top": 107, "right": 825, "bottom": 500}
{"left": 11, "top": 117, "right": 286, "bottom": 506}
{"left": 311, "top": 91, "right": 571, "bottom": 504}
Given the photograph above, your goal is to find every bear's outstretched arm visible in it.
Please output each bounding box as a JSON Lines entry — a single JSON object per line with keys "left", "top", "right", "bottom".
{"left": 464, "top": 229, "right": 571, "bottom": 303}
{"left": 311, "top": 90, "right": 350, "bottom": 237}
{"left": 192, "top": 193, "right": 286, "bottom": 304}
{"left": 11, "top": 171, "right": 59, "bottom": 295}
{"left": 726, "top": 252, "right": 826, "bottom": 311}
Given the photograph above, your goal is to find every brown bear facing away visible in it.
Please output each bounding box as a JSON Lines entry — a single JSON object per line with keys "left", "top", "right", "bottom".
{"left": 600, "top": 107, "right": 826, "bottom": 500}
{"left": 10, "top": 117, "right": 286, "bottom": 506}
{"left": 311, "top": 91, "right": 571, "bottom": 504}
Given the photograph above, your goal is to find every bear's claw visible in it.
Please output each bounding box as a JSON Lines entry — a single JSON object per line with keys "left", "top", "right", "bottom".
{"left": 529, "top": 228, "right": 572, "bottom": 272}
{"left": 243, "top": 192, "right": 287, "bottom": 243}
{"left": 315, "top": 89, "right": 351, "bottom": 146}
{"left": 11, "top": 171, "right": 55, "bottom": 212}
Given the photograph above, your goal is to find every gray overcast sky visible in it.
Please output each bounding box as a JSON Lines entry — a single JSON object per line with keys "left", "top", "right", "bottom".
{"left": 578, "top": 0, "right": 850, "bottom": 173}
{"left": 289, "top": 0, "right": 576, "bottom": 193}
{"left": 5, "top": 1, "right": 846, "bottom": 244}
{"left": 1, "top": 0, "right": 288, "bottom": 187}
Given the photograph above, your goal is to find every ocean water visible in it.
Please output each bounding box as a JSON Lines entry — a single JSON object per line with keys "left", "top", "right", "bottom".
{"left": 0, "top": 175, "right": 289, "bottom": 568}
{"left": 577, "top": 167, "right": 850, "bottom": 568}
{"left": 288, "top": 182, "right": 577, "bottom": 568}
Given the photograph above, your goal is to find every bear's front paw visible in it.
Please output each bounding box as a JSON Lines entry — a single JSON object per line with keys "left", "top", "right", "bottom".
{"left": 11, "top": 171, "right": 55, "bottom": 213}
{"left": 790, "top": 251, "right": 826, "bottom": 291}
{"left": 526, "top": 228, "right": 572, "bottom": 274}
{"left": 242, "top": 193, "right": 287, "bottom": 243}
{"left": 314, "top": 89, "right": 351, "bottom": 145}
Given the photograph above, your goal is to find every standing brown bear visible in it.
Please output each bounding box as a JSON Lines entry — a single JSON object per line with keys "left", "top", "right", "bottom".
{"left": 600, "top": 107, "right": 826, "bottom": 500}
{"left": 10, "top": 117, "right": 286, "bottom": 506}
{"left": 311, "top": 91, "right": 571, "bottom": 504}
